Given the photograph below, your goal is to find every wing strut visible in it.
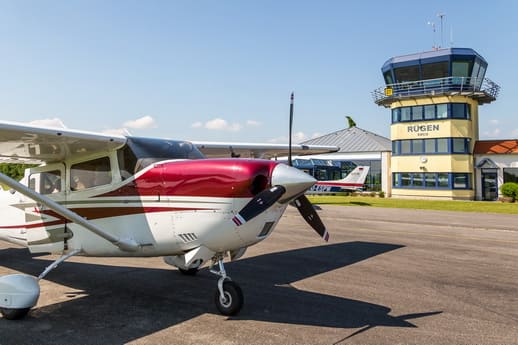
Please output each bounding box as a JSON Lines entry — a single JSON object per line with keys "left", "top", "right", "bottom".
{"left": 0, "top": 172, "right": 140, "bottom": 252}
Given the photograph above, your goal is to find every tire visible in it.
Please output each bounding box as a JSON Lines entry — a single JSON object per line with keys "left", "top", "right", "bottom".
{"left": 214, "top": 281, "right": 244, "bottom": 316}
{"left": 0, "top": 308, "right": 30, "bottom": 320}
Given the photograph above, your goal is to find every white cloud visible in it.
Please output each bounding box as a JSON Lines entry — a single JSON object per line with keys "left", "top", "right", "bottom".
{"left": 483, "top": 128, "right": 501, "bottom": 137}
{"left": 268, "top": 136, "right": 288, "bottom": 144}
{"left": 511, "top": 129, "right": 518, "bottom": 137}
{"left": 191, "top": 121, "right": 203, "bottom": 128}
{"left": 28, "top": 118, "right": 67, "bottom": 128}
{"left": 293, "top": 131, "right": 307, "bottom": 142}
{"left": 123, "top": 115, "right": 156, "bottom": 129}
{"left": 197, "top": 118, "right": 242, "bottom": 132}
{"left": 489, "top": 119, "right": 500, "bottom": 125}
{"left": 268, "top": 132, "right": 313, "bottom": 144}
{"left": 246, "top": 120, "right": 261, "bottom": 127}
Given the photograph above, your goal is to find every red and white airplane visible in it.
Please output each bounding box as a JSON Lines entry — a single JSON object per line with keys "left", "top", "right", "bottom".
{"left": 307, "top": 166, "right": 370, "bottom": 195}
{"left": 0, "top": 120, "right": 337, "bottom": 320}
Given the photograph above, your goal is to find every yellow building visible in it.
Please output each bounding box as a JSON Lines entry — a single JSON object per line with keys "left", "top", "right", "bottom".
{"left": 373, "top": 48, "right": 500, "bottom": 200}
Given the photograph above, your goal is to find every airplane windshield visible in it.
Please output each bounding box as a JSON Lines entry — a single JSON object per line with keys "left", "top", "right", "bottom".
{"left": 118, "top": 137, "right": 205, "bottom": 176}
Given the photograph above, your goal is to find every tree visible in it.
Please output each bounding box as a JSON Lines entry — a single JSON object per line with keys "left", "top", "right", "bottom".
{"left": 0, "top": 163, "right": 33, "bottom": 181}
{"left": 346, "top": 116, "right": 356, "bottom": 128}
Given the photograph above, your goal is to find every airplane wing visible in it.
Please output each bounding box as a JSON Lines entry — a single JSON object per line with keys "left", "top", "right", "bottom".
{"left": 0, "top": 120, "right": 338, "bottom": 163}
{"left": 0, "top": 121, "right": 127, "bottom": 164}
{"left": 192, "top": 141, "right": 339, "bottom": 159}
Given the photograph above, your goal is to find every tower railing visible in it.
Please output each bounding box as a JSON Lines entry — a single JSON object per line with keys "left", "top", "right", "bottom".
{"left": 372, "top": 76, "right": 500, "bottom": 106}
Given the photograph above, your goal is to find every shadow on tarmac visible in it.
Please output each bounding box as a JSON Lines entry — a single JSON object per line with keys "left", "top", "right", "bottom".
{"left": 0, "top": 241, "right": 442, "bottom": 344}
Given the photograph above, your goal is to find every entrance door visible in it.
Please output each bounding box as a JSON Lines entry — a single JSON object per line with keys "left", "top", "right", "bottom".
{"left": 482, "top": 172, "right": 498, "bottom": 201}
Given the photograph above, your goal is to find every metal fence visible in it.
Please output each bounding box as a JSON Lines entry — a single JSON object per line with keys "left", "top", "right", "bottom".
{"left": 372, "top": 76, "right": 500, "bottom": 106}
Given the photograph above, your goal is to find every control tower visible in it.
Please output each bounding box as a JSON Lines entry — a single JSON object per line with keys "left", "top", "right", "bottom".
{"left": 372, "top": 48, "right": 500, "bottom": 200}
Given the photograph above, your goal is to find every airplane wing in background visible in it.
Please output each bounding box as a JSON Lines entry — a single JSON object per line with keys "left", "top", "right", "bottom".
{"left": 0, "top": 121, "right": 127, "bottom": 164}
{"left": 192, "top": 141, "right": 339, "bottom": 159}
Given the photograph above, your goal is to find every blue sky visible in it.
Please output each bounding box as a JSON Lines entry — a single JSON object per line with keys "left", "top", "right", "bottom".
{"left": 0, "top": 0, "right": 516, "bottom": 143}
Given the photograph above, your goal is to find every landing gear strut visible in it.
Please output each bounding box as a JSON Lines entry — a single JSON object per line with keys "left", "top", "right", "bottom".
{"left": 210, "top": 256, "right": 243, "bottom": 316}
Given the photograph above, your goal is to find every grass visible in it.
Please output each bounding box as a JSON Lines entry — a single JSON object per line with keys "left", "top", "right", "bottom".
{"left": 307, "top": 195, "right": 518, "bottom": 214}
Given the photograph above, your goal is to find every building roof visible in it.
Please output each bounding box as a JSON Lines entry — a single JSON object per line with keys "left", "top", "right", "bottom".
{"left": 474, "top": 140, "right": 518, "bottom": 154}
{"left": 381, "top": 47, "right": 486, "bottom": 71}
{"left": 301, "top": 126, "right": 391, "bottom": 153}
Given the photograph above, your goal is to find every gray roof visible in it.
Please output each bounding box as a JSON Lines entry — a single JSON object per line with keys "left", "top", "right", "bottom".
{"left": 300, "top": 126, "right": 391, "bottom": 153}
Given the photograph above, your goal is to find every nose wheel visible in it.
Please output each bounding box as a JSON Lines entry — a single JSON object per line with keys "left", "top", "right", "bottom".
{"left": 210, "top": 256, "right": 243, "bottom": 316}
{"left": 214, "top": 280, "right": 243, "bottom": 316}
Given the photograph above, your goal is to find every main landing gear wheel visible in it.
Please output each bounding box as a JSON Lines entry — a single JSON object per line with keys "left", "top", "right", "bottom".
{"left": 0, "top": 307, "right": 30, "bottom": 320}
{"left": 214, "top": 281, "right": 243, "bottom": 316}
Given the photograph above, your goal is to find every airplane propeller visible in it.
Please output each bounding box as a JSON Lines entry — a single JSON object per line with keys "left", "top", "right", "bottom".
{"left": 292, "top": 195, "right": 329, "bottom": 241}
{"left": 232, "top": 185, "right": 286, "bottom": 226}
{"left": 232, "top": 93, "right": 329, "bottom": 242}
{"left": 288, "top": 92, "right": 329, "bottom": 242}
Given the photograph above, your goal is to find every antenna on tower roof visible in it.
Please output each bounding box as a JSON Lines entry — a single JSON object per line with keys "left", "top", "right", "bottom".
{"left": 427, "top": 21, "right": 437, "bottom": 50}
{"left": 437, "top": 12, "right": 446, "bottom": 48}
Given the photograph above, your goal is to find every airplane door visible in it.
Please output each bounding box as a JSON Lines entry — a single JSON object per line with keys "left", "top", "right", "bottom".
{"left": 25, "top": 163, "right": 69, "bottom": 254}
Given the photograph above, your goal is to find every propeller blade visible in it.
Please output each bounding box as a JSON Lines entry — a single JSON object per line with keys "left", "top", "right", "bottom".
{"left": 232, "top": 186, "right": 286, "bottom": 226}
{"left": 293, "top": 195, "right": 329, "bottom": 242}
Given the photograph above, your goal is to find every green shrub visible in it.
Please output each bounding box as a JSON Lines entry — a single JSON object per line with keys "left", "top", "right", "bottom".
{"left": 378, "top": 191, "right": 385, "bottom": 198}
{"left": 500, "top": 182, "right": 518, "bottom": 198}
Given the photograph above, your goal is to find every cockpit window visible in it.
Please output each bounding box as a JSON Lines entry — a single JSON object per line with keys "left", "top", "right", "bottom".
{"left": 29, "top": 170, "right": 62, "bottom": 195}
{"left": 70, "top": 157, "right": 112, "bottom": 191}
{"left": 118, "top": 137, "right": 204, "bottom": 175}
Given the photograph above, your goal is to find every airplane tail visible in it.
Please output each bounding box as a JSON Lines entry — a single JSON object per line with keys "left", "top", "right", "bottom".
{"left": 339, "top": 166, "right": 370, "bottom": 186}
{"left": 308, "top": 165, "right": 370, "bottom": 194}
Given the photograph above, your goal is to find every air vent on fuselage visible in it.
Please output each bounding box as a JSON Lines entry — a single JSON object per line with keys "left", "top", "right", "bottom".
{"left": 177, "top": 233, "right": 198, "bottom": 243}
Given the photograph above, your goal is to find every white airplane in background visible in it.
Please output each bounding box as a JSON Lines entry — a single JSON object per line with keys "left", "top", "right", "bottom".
{"left": 307, "top": 166, "right": 370, "bottom": 195}
{"left": 0, "top": 120, "right": 338, "bottom": 320}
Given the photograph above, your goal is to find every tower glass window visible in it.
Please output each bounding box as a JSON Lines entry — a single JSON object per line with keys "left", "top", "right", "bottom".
{"left": 452, "top": 61, "right": 471, "bottom": 78}
{"left": 437, "top": 139, "right": 448, "bottom": 153}
{"left": 391, "top": 103, "right": 471, "bottom": 123}
{"left": 392, "top": 138, "right": 470, "bottom": 155}
{"left": 401, "top": 107, "right": 412, "bottom": 121}
{"left": 394, "top": 66, "right": 419, "bottom": 83}
{"left": 422, "top": 62, "right": 449, "bottom": 80}
{"left": 412, "top": 106, "right": 423, "bottom": 120}
{"left": 437, "top": 104, "right": 448, "bottom": 119}
{"left": 424, "top": 105, "right": 435, "bottom": 119}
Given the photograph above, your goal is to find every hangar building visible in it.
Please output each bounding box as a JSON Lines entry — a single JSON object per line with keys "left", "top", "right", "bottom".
{"left": 295, "top": 126, "right": 391, "bottom": 193}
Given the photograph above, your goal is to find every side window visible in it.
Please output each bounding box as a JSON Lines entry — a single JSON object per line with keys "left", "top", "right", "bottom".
{"left": 29, "top": 170, "right": 62, "bottom": 195}
{"left": 70, "top": 157, "right": 112, "bottom": 191}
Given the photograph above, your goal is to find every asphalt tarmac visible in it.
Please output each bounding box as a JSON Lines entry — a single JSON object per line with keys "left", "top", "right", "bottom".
{"left": 0, "top": 205, "right": 517, "bottom": 345}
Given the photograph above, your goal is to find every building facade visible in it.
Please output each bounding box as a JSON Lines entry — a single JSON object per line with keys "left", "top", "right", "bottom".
{"left": 474, "top": 140, "right": 518, "bottom": 201}
{"left": 373, "top": 48, "right": 500, "bottom": 199}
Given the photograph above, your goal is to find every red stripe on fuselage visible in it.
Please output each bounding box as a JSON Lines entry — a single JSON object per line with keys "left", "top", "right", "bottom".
{"left": 0, "top": 206, "right": 209, "bottom": 230}
{"left": 315, "top": 182, "right": 363, "bottom": 188}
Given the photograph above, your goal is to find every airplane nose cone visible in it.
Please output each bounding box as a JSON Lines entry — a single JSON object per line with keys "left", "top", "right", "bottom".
{"left": 271, "top": 164, "right": 316, "bottom": 200}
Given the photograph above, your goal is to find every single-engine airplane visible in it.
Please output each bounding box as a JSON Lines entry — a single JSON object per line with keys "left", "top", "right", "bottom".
{"left": 0, "top": 120, "right": 337, "bottom": 320}
{"left": 307, "top": 166, "right": 370, "bottom": 195}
